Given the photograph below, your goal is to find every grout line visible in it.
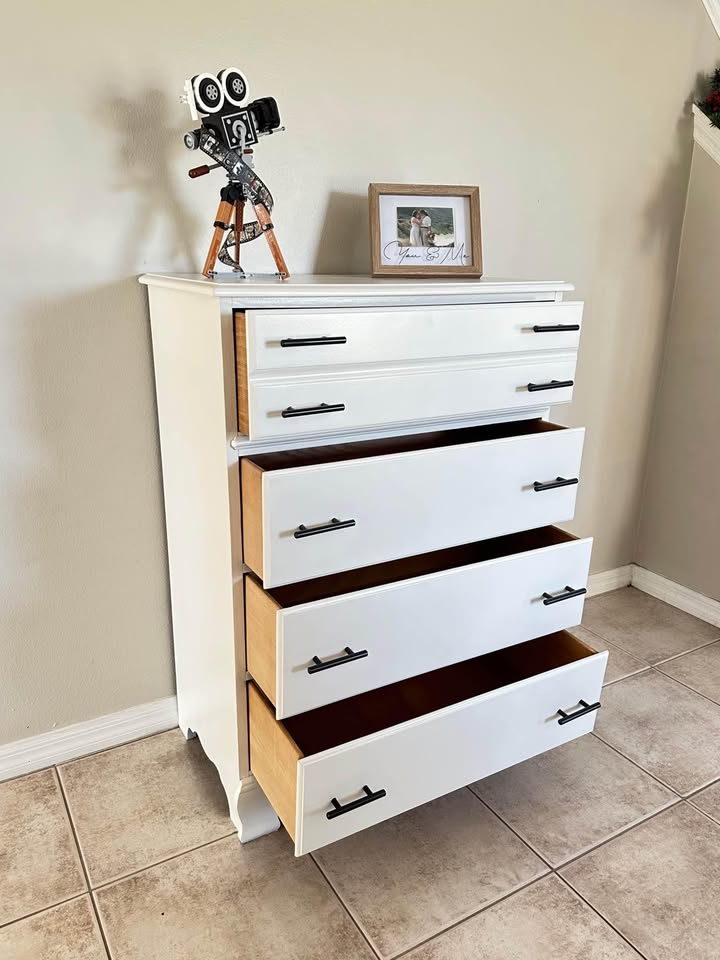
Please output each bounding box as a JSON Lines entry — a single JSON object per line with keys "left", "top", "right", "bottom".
{"left": 684, "top": 773, "right": 720, "bottom": 801}
{"left": 54, "top": 727, "right": 180, "bottom": 773}
{"left": 651, "top": 636, "right": 720, "bottom": 668}
{"left": 684, "top": 797, "right": 720, "bottom": 829}
{"left": 0, "top": 892, "right": 89, "bottom": 933}
{"left": 650, "top": 665, "right": 720, "bottom": 708}
{"left": 588, "top": 733, "right": 683, "bottom": 797}
{"left": 390, "top": 873, "right": 549, "bottom": 960}
{"left": 54, "top": 769, "right": 113, "bottom": 960}
{"left": 557, "top": 799, "right": 683, "bottom": 872}
{"left": 555, "top": 872, "right": 649, "bottom": 958}
{"left": 470, "top": 762, "right": 678, "bottom": 871}
{"left": 465, "top": 786, "right": 554, "bottom": 869}
{"left": 90, "top": 830, "right": 239, "bottom": 893}
{"left": 601, "top": 666, "right": 651, "bottom": 688}
{"left": 309, "top": 855, "right": 382, "bottom": 959}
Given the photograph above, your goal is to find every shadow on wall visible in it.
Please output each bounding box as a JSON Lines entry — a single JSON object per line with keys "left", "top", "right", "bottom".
{"left": 642, "top": 105, "right": 697, "bottom": 287}
{"left": 2, "top": 280, "right": 175, "bottom": 740}
{"left": 313, "top": 192, "right": 371, "bottom": 275}
{"left": 94, "top": 89, "right": 201, "bottom": 272}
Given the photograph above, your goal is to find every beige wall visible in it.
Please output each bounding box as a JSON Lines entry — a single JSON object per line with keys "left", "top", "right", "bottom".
{"left": 636, "top": 145, "right": 720, "bottom": 599}
{"left": 0, "top": 0, "right": 712, "bottom": 742}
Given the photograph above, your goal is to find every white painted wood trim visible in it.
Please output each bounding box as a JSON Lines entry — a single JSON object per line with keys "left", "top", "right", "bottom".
{"left": 586, "top": 562, "right": 720, "bottom": 630}
{"left": 139, "top": 273, "right": 573, "bottom": 305}
{"left": 631, "top": 565, "right": 720, "bottom": 629}
{"left": 0, "top": 697, "right": 178, "bottom": 782}
{"left": 586, "top": 565, "right": 633, "bottom": 596}
{"left": 701, "top": 0, "right": 720, "bottom": 38}
{"left": 693, "top": 105, "right": 720, "bottom": 168}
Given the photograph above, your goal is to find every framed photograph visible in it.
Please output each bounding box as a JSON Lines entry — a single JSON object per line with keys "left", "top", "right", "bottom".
{"left": 368, "top": 183, "right": 482, "bottom": 278}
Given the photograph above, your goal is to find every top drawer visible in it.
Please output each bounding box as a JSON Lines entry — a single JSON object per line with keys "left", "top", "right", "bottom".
{"left": 239, "top": 302, "right": 583, "bottom": 373}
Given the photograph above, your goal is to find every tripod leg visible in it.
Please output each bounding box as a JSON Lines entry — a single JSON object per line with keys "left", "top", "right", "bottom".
{"left": 253, "top": 203, "right": 290, "bottom": 279}
{"left": 202, "top": 199, "right": 234, "bottom": 278}
{"left": 233, "top": 199, "right": 244, "bottom": 270}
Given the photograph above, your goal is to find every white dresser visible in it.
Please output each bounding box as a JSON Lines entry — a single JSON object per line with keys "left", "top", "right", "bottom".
{"left": 143, "top": 273, "right": 605, "bottom": 857}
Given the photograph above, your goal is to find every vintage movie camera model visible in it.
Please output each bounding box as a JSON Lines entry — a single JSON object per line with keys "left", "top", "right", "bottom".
{"left": 182, "top": 67, "right": 289, "bottom": 278}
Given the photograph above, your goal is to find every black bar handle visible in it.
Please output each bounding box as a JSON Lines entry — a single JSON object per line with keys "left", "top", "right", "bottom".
{"left": 280, "top": 336, "right": 348, "bottom": 347}
{"left": 294, "top": 517, "right": 356, "bottom": 539}
{"left": 527, "top": 379, "right": 575, "bottom": 392}
{"left": 543, "top": 585, "right": 588, "bottom": 606}
{"left": 533, "top": 476, "right": 579, "bottom": 492}
{"left": 327, "top": 785, "right": 387, "bottom": 820}
{"left": 557, "top": 699, "right": 601, "bottom": 725}
{"left": 281, "top": 402, "right": 345, "bottom": 418}
{"left": 308, "top": 646, "right": 369, "bottom": 674}
{"left": 532, "top": 324, "right": 580, "bottom": 333}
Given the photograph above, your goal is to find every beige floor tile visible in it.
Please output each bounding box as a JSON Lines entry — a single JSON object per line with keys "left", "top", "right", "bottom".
{"left": 657, "top": 640, "right": 720, "bottom": 703}
{"left": 689, "top": 780, "right": 720, "bottom": 825}
{"left": 594, "top": 670, "right": 720, "bottom": 794}
{"left": 0, "top": 896, "right": 107, "bottom": 960}
{"left": 59, "top": 730, "right": 233, "bottom": 886}
{"left": 582, "top": 587, "right": 719, "bottom": 664}
{"left": 472, "top": 735, "right": 676, "bottom": 866}
{"left": 0, "top": 769, "right": 86, "bottom": 926}
{"left": 561, "top": 803, "right": 720, "bottom": 960}
{"left": 95, "top": 831, "right": 374, "bottom": 960}
{"left": 570, "top": 625, "right": 649, "bottom": 685}
{"left": 313, "top": 788, "right": 547, "bottom": 959}
{"left": 405, "top": 874, "right": 642, "bottom": 959}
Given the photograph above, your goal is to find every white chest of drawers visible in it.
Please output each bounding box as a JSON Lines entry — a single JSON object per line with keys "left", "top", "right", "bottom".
{"left": 143, "top": 273, "right": 604, "bottom": 856}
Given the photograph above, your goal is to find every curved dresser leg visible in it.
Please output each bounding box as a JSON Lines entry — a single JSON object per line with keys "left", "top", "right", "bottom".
{"left": 232, "top": 775, "right": 281, "bottom": 842}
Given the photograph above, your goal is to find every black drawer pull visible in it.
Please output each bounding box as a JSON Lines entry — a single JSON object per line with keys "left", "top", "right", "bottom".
{"left": 327, "top": 785, "right": 387, "bottom": 820}
{"left": 281, "top": 402, "right": 345, "bottom": 418}
{"left": 542, "top": 585, "right": 588, "bottom": 606}
{"left": 532, "top": 324, "right": 580, "bottom": 333}
{"left": 557, "top": 699, "right": 601, "bottom": 725}
{"left": 533, "top": 476, "right": 579, "bottom": 492}
{"left": 280, "top": 336, "right": 347, "bottom": 347}
{"left": 527, "top": 379, "right": 575, "bottom": 392}
{"left": 308, "top": 646, "right": 368, "bottom": 674}
{"left": 294, "top": 517, "right": 356, "bottom": 539}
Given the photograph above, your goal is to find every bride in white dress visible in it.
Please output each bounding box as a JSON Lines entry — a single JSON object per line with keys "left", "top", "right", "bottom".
{"left": 409, "top": 210, "right": 423, "bottom": 246}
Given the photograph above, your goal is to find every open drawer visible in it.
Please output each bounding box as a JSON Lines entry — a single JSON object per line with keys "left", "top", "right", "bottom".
{"left": 241, "top": 418, "right": 585, "bottom": 587}
{"left": 249, "top": 630, "right": 607, "bottom": 855}
{"left": 246, "top": 526, "right": 593, "bottom": 718}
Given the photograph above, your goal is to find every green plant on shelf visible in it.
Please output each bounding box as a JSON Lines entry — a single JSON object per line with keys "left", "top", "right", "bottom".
{"left": 697, "top": 67, "right": 720, "bottom": 128}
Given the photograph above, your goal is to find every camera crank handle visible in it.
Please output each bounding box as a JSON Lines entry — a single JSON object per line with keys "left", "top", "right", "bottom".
{"left": 189, "top": 163, "right": 221, "bottom": 179}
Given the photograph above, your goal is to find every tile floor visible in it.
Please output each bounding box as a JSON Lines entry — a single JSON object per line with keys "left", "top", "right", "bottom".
{"left": 3, "top": 586, "right": 720, "bottom": 959}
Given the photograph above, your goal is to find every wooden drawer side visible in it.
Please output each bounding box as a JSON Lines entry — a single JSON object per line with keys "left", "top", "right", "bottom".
{"left": 234, "top": 311, "right": 250, "bottom": 435}
{"left": 241, "top": 458, "right": 264, "bottom": 578}
{"left": 248, "top": 683, "right": 300, "bottom": 840}
{"left": 246, "top": 576, "right": 279, "bottom": 705}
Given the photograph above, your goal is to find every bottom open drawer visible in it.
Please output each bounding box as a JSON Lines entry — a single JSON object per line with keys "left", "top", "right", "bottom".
{"left": 249, "top": 630, "right": 607, "bottom": 855}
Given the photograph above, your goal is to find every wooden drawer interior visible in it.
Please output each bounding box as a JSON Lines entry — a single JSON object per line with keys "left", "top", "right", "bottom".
{"left": 249, "top": 629, "right": 597, "bottom": 840}
{"left": 245, "top": 525, "right": 580, "bottom": 706}
{"left": 240, "top": 418, "right": 567, "bottom": 578}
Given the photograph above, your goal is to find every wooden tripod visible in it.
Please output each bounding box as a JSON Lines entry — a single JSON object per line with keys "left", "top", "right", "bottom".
{"left": 202, "top": 182, "right": 289, "bottom": 279}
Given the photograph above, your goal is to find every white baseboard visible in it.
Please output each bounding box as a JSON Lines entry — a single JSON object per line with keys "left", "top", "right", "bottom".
{"left": 0, "top": 696, "right": 178, "bottom": 783}
{"left": 631, "top": 566, "right": 720, "bottom": 628}
{"left": 587, "top": 565, "right": 633, "bottom": 597}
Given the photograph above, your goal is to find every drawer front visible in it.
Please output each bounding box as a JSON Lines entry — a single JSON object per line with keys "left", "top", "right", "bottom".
{"left": 247, "top": 358, "right": 577, "bottom": 441}
{"left": 244, "top": 302, "right": 583, "bottom": 372}
{"left": 294, "top": 649, "right": 607, "bottom": 854}
{"left": 257, "top": 426, "right": 585, "bottom": 587}
{"left": 275, "top": 536, "right": 593, "bottom": 718}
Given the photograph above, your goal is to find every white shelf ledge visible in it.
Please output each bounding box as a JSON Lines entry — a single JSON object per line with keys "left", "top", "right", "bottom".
{"left": 701, "top": 0, "right": 720, "bottom": 38}
{"left": 693, "top": 104, "right": 720, "bottom": 168}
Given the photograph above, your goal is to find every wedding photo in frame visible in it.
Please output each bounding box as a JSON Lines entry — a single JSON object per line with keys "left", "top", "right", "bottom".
{"left": 369, "top": 183, "right": 482, "bottom": 278}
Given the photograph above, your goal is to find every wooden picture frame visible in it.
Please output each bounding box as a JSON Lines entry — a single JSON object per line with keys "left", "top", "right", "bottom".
{"left": 368, "top": 183, "right": 482, "bottom": 278}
